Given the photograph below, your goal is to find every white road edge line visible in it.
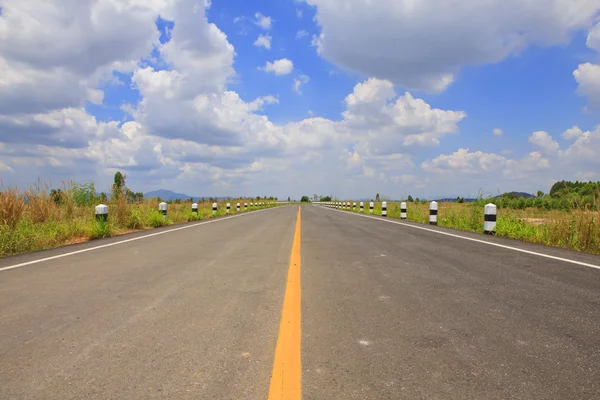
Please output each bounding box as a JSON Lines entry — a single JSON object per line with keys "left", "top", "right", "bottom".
{"left": 0, "top": 207, "right": 284, "bottom": 273}
{"left": 319, "top": 206, "right": 600, "bottom": 271}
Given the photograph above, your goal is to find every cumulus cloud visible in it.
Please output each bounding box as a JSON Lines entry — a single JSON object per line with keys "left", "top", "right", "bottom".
{"left": 421, "top": 127, "right": 600, "bottom": 195}
{"left": 574, "top": 23, "right": 600, "bottom": 110}
{"left": 254, "top": 34, "right": 272, "bottom": 49}
{"left": 255, "top": 12, "right": 272, "bottom": 30}
{"left": 529, "top": 131, "right": 560, "bottom": 153}
{"left": 0, "top": 0, "right": 168, "bottom": 115}
{"left": 260, "top": 58, "right": 294, "bottom": 75}
{"left": 1, "top": 0, "right": 598, "bottom": 199}
{"left": 306, "top": 0, "right": 598, "bottom": 92}
{"left": 574, "top": 62, "right": 600, "bottom": 110}
{"left": 493, "top": 128, "right": 503, "bottom": 136}
{"left": 562, "top": 126, "right": 583, "bottom": 140}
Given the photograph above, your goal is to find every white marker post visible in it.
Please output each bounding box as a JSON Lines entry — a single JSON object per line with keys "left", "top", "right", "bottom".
{"left": 192, "top": 203, "right": 198, "bottom": 215}
{"left": 429, "top": 201, "right": 438, "bottom": 225}
{"left": 382, "top": 201, "right": 387, "bottom": 217}
{"left": 226, "top": 203, "right": 231, "bottom": 214}
{"left": 353, "top": 202, "right": 356, "bottom": 211}
{"left": 360, "top": 202, "right": 364, "bottom": 212}
{"left": 244, "top": 202, "right": 248, "bottom": 211}
{"left": 251, "top": 202, "right": 254, "bottom": 208}
{"left": 400, "top": 202, "right": 407, "bottom": 220}
{"left": 484, "top": 203, "right": 497, "bottom": 235}
{"left": 95, "top": 204, "right": 108, "bottom": 222}
{"left": 212, "top": 203, "right": 217, "bottom": 214}
{"left": 347, "top": 202, "right": 350, "bottom": 210}
{"left": 159, "top": 202, "right": 168, "bottom": 220}
{"left": 237, "top": 203, "right": 241, "bottom": 212}
{"left": 369, "top": 202, "right": 374, "bottom": 214}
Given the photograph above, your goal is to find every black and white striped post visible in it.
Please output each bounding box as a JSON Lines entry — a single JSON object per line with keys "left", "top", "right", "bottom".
{"left": 484, "top": 203, "right": 497, "bottom": 234}
{"left": 353, "top": 202, "right": 356, "bottom": 210}
{"left": 159, "top": 202, "right": 167, "bottom": 219}
{"left": 382, "top": 201, "right": 387, "bottom": 217}
{"left": 360, "top": 202, "right": 364, "bottom": 212}
{"left": 95, "top": 204, "right": 108, "bottom": 222}
{"left": 226, "top": 203, "right": 231, "bottom": 214}
{"left": 400, "top": 202, "right": 407, "bottom": 220}
{"left": 212, "top": 202, "right": 217, "bottom": 214}
{"left": 347, "top": 202, "right": 350, "bottom": 210}
{"left": 369, "top": 201, "right": 374, "bottom": 214}
{"left": 429, "top": 201, "right": 438, "bottom": 225}
{"left": 192, "top": 202, "right": 198, "bottom": 215}
{"left": 237, "top": 203, "right": 241, "bottom": 212}
{"left": 244, "top": 202, "right": 248, "bottom": 211}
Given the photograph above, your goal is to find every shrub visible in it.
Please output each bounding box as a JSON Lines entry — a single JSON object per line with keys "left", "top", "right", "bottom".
{"left": 91, "top": 221, "right": 111, "bottom": 239}
{"left": 147, "top": 209, "right": 167, "bottom": 228}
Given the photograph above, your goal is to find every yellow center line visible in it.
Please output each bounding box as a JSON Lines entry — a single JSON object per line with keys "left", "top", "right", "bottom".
{"left": 268, "top": 206, "right": 302, "bottom": 400}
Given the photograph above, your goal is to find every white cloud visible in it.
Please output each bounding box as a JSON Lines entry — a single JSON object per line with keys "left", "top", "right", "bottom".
{"left": 296, "top": 9, "right": 303, "bottom": 19}
{"left": 574, "top": 23, "right": 600, "bottom": 110}
{"left": 493, "top": 128, "right": 503, "bottom": 136}
{"left": 1, "top": 0, "right": 597, "bottom": 200}
{"left": 0, "top": 0, "right": 168, "bottom": 115}
{"left": 260, "top": 58, "right": 294, "bottom": 75}
{"left": 293, "top": 75, "right": 310, "bottom": 95}
{"left": 528, "top": 131, "right": 560, "bottom": 153}
{"left": 562, "top": 126, "right": 583, "bottom": 140}
{"left": 574, "top": 62, "right": 600, "bottom": 110}
{"left": 254, "top": 34, "right": 272, "bottom": 49}
{"left": 587, "top": 22, "right": 600, "bottom": 52}
{"left": 296, "top": 30, "right": 308, "bottom": 39}
{"left": 255, "top": 12, "right": 272, "bottom": 30}
{"left": 306, "top": 0, "right": 599, "bottom": 92}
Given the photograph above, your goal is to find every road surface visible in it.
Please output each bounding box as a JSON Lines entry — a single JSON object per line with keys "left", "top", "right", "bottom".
{"left": 1, "top": 205, "right": 599, "bottom": 399}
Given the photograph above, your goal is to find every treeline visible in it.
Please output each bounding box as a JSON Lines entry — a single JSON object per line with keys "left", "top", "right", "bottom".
{"left": 481, "top": 181, "right": 600, "bottom": 211}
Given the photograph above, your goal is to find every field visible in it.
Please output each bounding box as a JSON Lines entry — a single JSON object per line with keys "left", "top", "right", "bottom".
{"left": 0, "top": 182, "right": 277, "bottom": 258}
{"left": 334, "top": 200, "right": 600, "bottom": 255}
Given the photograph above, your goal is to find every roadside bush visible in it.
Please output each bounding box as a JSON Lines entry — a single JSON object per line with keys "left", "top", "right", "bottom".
{"left": 147, "top": 209, "right": 167, "bottom": 228}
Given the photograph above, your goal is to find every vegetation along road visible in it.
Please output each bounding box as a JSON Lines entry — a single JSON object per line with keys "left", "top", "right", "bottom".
{"left": 1, "top": 205, "right": 599, "bottom": 399}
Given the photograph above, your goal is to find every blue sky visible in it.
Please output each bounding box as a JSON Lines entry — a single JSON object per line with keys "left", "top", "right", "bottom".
{"left": 0, "top": 0, "right": 599, "bottom": 199}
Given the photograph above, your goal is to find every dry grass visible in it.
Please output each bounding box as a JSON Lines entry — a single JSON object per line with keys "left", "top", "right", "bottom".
{"left": 0, "top": 187, "right": 26, "bottom": 228}
{"left": 0, "top": 183, "right": 279, "bottom": 258}
{"left": 341, "top": 200, "right": 600, "bottom": 255}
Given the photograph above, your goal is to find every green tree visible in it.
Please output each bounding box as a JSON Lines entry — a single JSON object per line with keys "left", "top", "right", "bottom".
{"left": 300, "top": 196, "right": 310, "bottom": 202}
{"left": 112, "top": 171, "right": 126, "bottom": 200}
{"left": 375, "top": 193, "right": 380, "bottom": 202}
{"left": 287, "top": 196, "right": 291, "bottom": 202}
{"left": 407, "top": 195, "right": 414, "bottom": 202}
{"left": 72, "top": 182, "right": 97, "bottom": 206}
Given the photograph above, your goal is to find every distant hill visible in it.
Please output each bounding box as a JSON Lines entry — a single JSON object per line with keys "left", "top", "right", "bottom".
{"left": 495, "top": 191, "right": 534, "bottom": 199}
{"left": 144, "top": 189, "right": 235, "bottom": 201}
{"left": 144, "top": 189, "right": 196, "bottom": 201}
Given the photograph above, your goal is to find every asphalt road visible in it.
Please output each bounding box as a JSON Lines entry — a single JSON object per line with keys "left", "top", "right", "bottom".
{"left": 1, "top": 205, "right": 600, "bottom": 399}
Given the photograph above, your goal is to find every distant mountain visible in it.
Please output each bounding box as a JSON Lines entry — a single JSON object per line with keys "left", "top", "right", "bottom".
{"left": 144, "top": 189, "right": 196, "bottom": 201}
{"left": 144, "top": 189, "right": 236, "bottom": 201}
